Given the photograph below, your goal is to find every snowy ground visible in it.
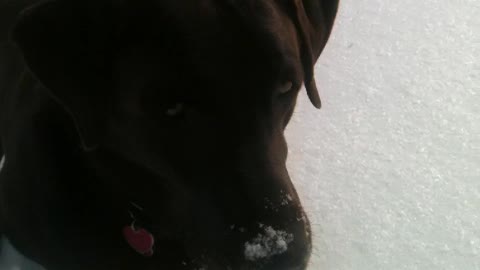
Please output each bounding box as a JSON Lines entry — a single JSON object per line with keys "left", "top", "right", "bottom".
{"left": 286, "top": 0, "right": 480, "bottom": 269}
{"left": 1, "top": 0, "right": 479, "bottom": 269}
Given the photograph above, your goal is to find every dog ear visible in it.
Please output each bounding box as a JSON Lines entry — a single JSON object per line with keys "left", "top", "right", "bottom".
{"left": 290, "top": 0, "right": 339, "bottom": 108}
{"left": 12, "top": 0, "right": 114, "bottom": 150}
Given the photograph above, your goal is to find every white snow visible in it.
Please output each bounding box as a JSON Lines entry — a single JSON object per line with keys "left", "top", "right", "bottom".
{"left": 0, "top": 238, "right": 45, "bottom": 270}
{"left": 286, "top": 0, "right": 480, "bottom": 269}
{"left": 244, "top": 226, "right": 294, "bottom": 261}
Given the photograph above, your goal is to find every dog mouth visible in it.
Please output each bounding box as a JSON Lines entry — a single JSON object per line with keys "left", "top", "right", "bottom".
{"left": 165, "top": 227, "right": 304, "bottom": 270}
{"left": 188, "top": 235, "right": 308, "bottom": 270}
{"left": 139, "top": 212, "right": 311, "bottom": 270}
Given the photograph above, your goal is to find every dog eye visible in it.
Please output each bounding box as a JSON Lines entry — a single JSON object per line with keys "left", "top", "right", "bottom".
{"left": 279, "top": 81, "right": 294, "bottom": 94}
{"left": 166, "top": 103, "right": 184, "bottom": 116}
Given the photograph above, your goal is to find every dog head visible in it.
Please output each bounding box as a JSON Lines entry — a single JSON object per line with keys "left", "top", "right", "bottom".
{"left": 13, "top": 0, "right": 338, "bottom": 268}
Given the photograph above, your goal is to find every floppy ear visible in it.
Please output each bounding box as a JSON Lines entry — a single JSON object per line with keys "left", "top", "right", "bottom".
{"left": 12, "top": 0, "right": 114, "bottom": 150}
{"left": 290, "top": 0, "right": 339, "bottom": 108}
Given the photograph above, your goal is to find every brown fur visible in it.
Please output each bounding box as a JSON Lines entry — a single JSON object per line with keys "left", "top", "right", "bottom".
{"left": 0, "top": 0, "right": 338, "bottom": 269}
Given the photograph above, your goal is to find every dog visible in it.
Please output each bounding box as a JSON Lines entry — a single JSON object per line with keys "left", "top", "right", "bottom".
{"left": 0, "top": 0, "right": 338, "bottom": 269}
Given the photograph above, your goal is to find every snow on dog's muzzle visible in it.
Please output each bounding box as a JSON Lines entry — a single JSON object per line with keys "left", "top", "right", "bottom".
{"left": 244, "top": 225, "right": 294, "bottom": 261}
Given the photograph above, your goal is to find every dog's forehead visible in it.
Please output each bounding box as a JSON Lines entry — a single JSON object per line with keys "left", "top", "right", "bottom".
{"left": 156, "top": 0, "right": 302, "bottom": 87}
{"left": 116, "top": 0, "right": 302, "bottom": 110}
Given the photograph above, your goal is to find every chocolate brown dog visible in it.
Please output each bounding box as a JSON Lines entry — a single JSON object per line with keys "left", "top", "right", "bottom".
{"left": 0, "top": 0, "right": 338, "bottom": 269}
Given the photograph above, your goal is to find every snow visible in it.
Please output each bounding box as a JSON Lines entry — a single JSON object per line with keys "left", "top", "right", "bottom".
{"left": 0, "top": 238, "right": 45, "bottom": 270}
{"left": 244, "top": 225, "right": 294, "bottom": 261}
{"left": 286, "top": 0, "right": 480, "bottom": 269}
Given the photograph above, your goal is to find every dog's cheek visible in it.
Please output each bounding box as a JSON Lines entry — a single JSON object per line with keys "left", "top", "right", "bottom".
{"left": 277, "top": 95, "right": 298, "bottom": 129}
{"left": 283, "top": 105, "right": 296, "bottom": 128}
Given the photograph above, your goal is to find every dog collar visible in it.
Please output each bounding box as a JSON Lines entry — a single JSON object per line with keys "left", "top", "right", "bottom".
{"left": 122, "top": 202, "right": 155, "bottom": 257}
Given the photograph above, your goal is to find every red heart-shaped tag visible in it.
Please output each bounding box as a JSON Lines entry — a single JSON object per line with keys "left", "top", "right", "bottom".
{"left": 123, "top": 225, "right": 155, "bottom": 256}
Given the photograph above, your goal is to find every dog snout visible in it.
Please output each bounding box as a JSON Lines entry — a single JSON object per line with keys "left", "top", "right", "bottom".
{"left": 189, "top": 219, "right": 311, "bottom": 270}
{"left": 181, "top": 186, "right": 312, "bottom": 269}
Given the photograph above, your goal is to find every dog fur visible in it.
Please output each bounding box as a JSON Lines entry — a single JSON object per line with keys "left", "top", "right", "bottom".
{"left": 0, "top": 0, "right": 338, "bottom": 269}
